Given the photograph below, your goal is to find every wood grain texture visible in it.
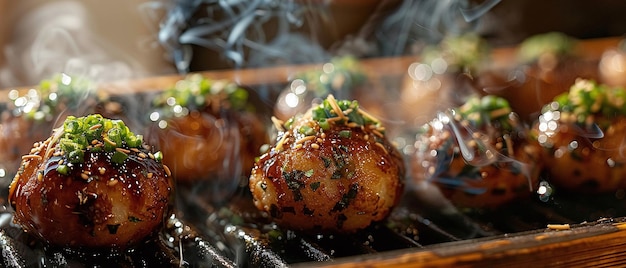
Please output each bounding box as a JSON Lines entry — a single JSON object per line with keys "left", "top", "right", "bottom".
{"left": 303, "top": 220, "right": 626, "bottom": 267}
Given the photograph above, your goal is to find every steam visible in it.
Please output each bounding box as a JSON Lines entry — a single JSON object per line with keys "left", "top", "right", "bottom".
{"left": 156, "top": 0, "right": 332, "bottom": 73}
{"left": 375, "top": 0, "right": 501, "bottom": 56}
{"left": 416, "top": 109, "right": 535, "bottom": 195}
{"left": 0, "top": 1, "right": 169, "bottom": 88}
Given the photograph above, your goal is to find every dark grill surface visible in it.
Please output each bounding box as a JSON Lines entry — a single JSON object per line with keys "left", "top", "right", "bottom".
{"left": 165, "top": 183, "right": 626, "bottom": 267}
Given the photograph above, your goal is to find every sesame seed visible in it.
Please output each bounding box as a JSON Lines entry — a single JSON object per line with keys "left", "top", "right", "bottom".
{"left": 327, "top": 95, "right": 347, "bottom": 120}
{"left": 37, "top": 172, "right": 43, "bottom": 182}
{"left": 296, "top": 136, "right": 316, "bottom": 144}
{"left": 98, "top": 167, "right": 106, "bottom": 175}
{"left": 89, "top": 124, "right": 102, "bottom": 130}
{"left": 326, "top": 117, "right": 343, "bottom": 123}
{"left": 275, "top": 133, "right": 290, "bottom": 152}
{"left": 358, "top": 109, "right": 380, "bottom": 124}
{"left": 311, "top": 143, "right": 320, "bottom": 149}
{"left": 271, "top": 116, "right": 285, "bottom": 131}
{"left": 22, "top": 154, "right": 42, "bottom": 161}
{"left": 372, "top": 129, "right": 384, "bottom": 138}
{"left": 138, "top": 152, "right": 148, "bottom": 159}
{"left": 148, "top": 153, "right": 155, "bottom": 159}
{"left": 375, "top": 142, "right": 388, "bottom": 154}
{"left": 163, "top": 165, "right": 172, "bottom": 177}
{"left": 147, "top": 172, "right": 153, "bottom": 179}
{"left": 107, "top": 179, "right": 118, "bottom": 186}
{"left": 81, "top": 173, "right": 89, "bottom": 180}
{"left": 294, "top": 143, "right": 303, "bottom": 149}
{"left": 115, "top": 147, "right": 131, "bottom": 154}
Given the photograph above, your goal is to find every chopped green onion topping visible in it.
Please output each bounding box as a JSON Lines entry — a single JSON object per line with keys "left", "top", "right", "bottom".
{"left": 518, "top": 32, "right": 576, "bottom": 63}
{"left": 153, "top": 151, "right": 163, "bottom": 162}
{"left": 457, "top": 95, "right": 513, "bottom": 131}
{"left": 111, "top": 151, "right": 129, "bottom": 164}
{"left": 57, "top": 164, "right": 70, "bottom": 175}
{"left": 420, "top": 33, "right": 489, "bottom": 73}
{"left": 310, "top": 98, "right": 379, "bottom": 128}
{"left": 294, "top": 56, "right": 366, "bottom": 97}
{"left": 53, "top": 114, "right": 148, "bottom": 174}
{"left": 153, "top": 74, "right": 250, "bottom": 117}
{"left": 299, "top": 125, "right": 316, "bottom": 136}
{"left": 10, "top": 73, "right": 96, "bottom": 122}
{"left": 339, "top": 130, "right": 352, "bottom": 138}
{"left": 318, "top": 118, "right": 330, "bottom": 131}
{"left": 547, "top": 79, "right": 626, "bottom": 126}
{"left": 282, "top": 95, "right": 383, "bottom": 138}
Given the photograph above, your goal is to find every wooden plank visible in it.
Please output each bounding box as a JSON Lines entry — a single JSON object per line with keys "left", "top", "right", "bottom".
{"left": 304, "top": 221, "right": 626, "bottom": 267}
{"left": 2, "top": 36, "right": 620, "bottom": 98}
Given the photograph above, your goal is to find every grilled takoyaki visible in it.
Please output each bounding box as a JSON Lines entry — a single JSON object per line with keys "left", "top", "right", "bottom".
{"left": 532, "top": 79, "right": 626, "bottom": 193}
{"left": 145, "top": 74, "right": 269, "bottom": 185}
{"left": 250, "top": 95, "right": 405, "bottom": 233}
{"left": 9, "top": 114, "right": 173, "bottom": 248}
{"left": 410, "top": 95, "right": 541, "bottom": 208}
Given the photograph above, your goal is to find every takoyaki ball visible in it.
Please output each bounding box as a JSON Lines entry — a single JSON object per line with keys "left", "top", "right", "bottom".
{"left": 0, "top": 74, "right": 97, "bottom": 181}
{"left": 400, "top": 33, "right": 489, "bottom": 130}
{"left": 8, "top": 114, "right": 173, "bottom": 248}
{"left": 145, "top": 74, "right": 269, "bottom": 183}
{"left": 493, "top": 32, "right": 598, "bottom": 122}
{"left": 274, "top": 56, "right": 385, "bottom": 122}
{"left": 250, "top": 95, "right": 405, "bottom": 233}
{"left": 411, "top": 95, "right": 541, "bottom": 209}
{"left": 532, "top": 79, "right": 626, "bottom": 193}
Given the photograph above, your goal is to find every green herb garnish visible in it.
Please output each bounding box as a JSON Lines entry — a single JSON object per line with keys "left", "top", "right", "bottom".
{"left": 310, "top": 97, "right": 380, "bottom": 130}
{"left": 294, "top": 56, "right": 366, "bottom": 97}
{"left": 52, "top": 114, "right": 152, "bottom": 174}
{"left": 457, "top": 95, "right": 513, "bottom": 131}
{"left": 420, "top": 33, "right": 490, "bottom": 74}
{"left": 547, "top": 79, "right": 626, "bottom": 127}
{"left": 8, "top": 73, "right": 96, "bottom": 122}
{"left": 152, "top": 74, "right": 250, "bottom": 117}
{"left": 518, "top": 32, "right": 576, "bottom": 63}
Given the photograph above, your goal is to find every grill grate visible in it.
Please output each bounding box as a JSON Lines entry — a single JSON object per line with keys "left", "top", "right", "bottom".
{"left": 173, "top": 182, "right": 626, "bottom": 267}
